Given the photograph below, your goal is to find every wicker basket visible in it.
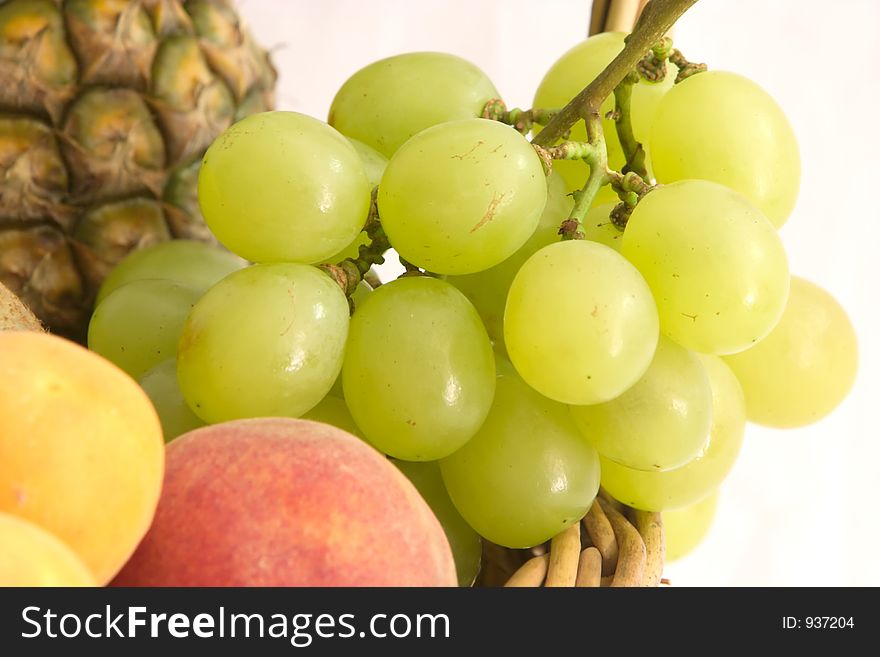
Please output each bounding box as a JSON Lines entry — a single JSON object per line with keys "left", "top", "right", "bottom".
{"left": 477, "top": 492, "right": 664, "bottom": 587}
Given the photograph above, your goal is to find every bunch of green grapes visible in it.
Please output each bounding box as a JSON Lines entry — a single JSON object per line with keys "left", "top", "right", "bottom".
{"left": 86, "top": 28, "right": 857, "bottom": 584}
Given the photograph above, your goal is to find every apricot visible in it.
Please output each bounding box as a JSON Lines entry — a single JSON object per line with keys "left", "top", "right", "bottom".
{"left": 0, "top": 512, "right": 95, "bottom": 586}
{"left": 112, "top": 418, "right": 457, "bottom": 586}
{"left": 0, "top": 332, "right": 164, "bottom": 584}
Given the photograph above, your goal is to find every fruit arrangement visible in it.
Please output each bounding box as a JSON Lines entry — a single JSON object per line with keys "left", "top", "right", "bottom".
{"left": 0, "top": 0, "right": 860, "bottom": 588}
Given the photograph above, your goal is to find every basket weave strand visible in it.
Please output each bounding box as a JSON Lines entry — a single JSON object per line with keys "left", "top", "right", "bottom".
{"left": 477, "top": 494, "right": 665, "bottom": 587}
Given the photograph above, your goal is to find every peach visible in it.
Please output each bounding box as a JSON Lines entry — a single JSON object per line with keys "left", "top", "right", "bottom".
{"left": 112, "top": 418, "right": 457, "bottom": 586}
{"left": 0, "top": 512, "right": 96, "bottom": 586}
{"left": 0, "top": 332, "right": 165, "bottom": 584}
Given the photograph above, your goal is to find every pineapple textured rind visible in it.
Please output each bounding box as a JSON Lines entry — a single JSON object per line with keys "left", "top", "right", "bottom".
{"left": 0, "top": 0, "right": 276, "bottom": 338}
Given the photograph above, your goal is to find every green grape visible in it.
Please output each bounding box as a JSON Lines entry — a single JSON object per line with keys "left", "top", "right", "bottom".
{"left": 89, "top": 279, "right": 200, "bottom": 380}
{"left": 302, "top": 394, "right": 364, "bottom": 439}
{"left": 343, "top": 276, "right": 495, "bottom": 461}
{"left": 621, "top": 180, "right": 789, "bottom": 355}
{"left": 650, "top": 71, "right": 800, "bottom": 228}
{"left": 328, "top": 52, "right": 499, "bottom": 158}
{"left": 571, "top": 336, "right": 712, "bottom": 472}
{"left": 523, "top": 170, "right": 573, "bottom": 250}
{"left": 447, "top": 170, "right": 572, "bottom": 350}
{"left": 378, "top": 119, "right": 547, "bottom": 275}
{"left": 346, "top": 137, "right": 388, "bottom": 188}
{"left": 504, "top": 239, "right": 658, "bottom": 405}
{"left": 97, "top": 240, "right": 246, "bottom": 305}
{"left": 629, "top": 68, "right": 677, "bottom": 145}
{"left": 328, "top": 374, "right": 345, "bottom": 400}
{"left": 440, "top": 361, "right": 600, "bottom": 548}
{"left": 723, "top": 277, "right": 858, "bottom": 428}
{"left": 664, "top": 492, "right": 718, "bottom": 562}
{"left": 321, "top": 140, "right": 390, "bottom": 264}
{"left": 331, "top": 278, "right": 373, "bottom": 406}
{"left": 177, "top": 263, "right": 349, "bottom": 424}
{"left": 582, "top": 203, "right": 623, "bottom": 251}
{"left": 322, "top": 231, "right": 369, "bottom": 266}
{"left": 394, "top": 460, "right": 482, "bottom": 587}
{"left": 139, "top": 358, "right": 205, "bottom": 443}
{"left": 600, "top": 355, "right": 746, "bottom": 511}
{"left": 198, "top": 111, "right": 370, "bottom": 264}
{"left": 533, "top": 32, "right": 675, "bottom": 194}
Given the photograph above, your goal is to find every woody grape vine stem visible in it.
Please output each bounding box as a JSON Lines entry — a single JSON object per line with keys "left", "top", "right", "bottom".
{"left": 531, "top": 0, "right": 699, "bottom": 148}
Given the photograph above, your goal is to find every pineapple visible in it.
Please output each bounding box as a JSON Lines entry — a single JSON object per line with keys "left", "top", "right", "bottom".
{"left": 0, "top": 0, "right": 275, "bottom": 338}
{"left": 1, "top": 279, "right": 42, "bottom": 331}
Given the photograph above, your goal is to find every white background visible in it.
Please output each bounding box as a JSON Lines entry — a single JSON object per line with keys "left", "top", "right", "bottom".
{"left": 241, "top": 0, "right": 880, "bottom": 586}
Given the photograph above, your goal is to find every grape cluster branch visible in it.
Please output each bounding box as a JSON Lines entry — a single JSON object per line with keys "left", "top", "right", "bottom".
{"left": 637, "top": 37, "right": 674, "bottom": 81}
{"left": 668, "top": 49, "right": 708, "bottom": 82}
{"left": 532, "top": 0, "right": 698, "bottom": 149}
{"left": 612, "top": 70, "right": 647, "bottom": 177}
{"left": 321, "top": 188, "right": 389, "bottom": 297}
{"left": 566, "top": 114, "right": 611, "bottom": 236}
{"left": 637, "top": 38, "right": 707, "bottom": 85}
{"left": 607, "top": 170, "right": 654, "bottom": 228}
{"left": 482, "top": 99, "right": 559, "bottom": 135}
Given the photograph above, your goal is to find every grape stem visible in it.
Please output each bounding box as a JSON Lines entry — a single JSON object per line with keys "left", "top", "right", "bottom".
{"left": 534, "top": 140, "right": 598, "bottom": 162}
{"left": 363, "top": 269, "right": 382, "bottom": 289}
{"left": 637, "top": 37, "right": 674, "bottom": 81}
{"left": 668, "top": 49, "right": 708, "bottom": 82}
{"left": 564, "top": 117, "right": 611, "bottom": 239}
{"left": 607, "top": 169, "right": 654, "bottom": 228}
{"left": 612, "top": 70, "right": 648, "bottom": 178}
{"left": 618, "top": 38, "right": 705, "bottom": 180}
{"left": 321, "top": 188, "right": 390, "bottom": 296}
{"left": 636, "top": 37, "right": 707, "bottom": 85}
{"left": 481, "top": 99, "right": 560, "bottom": 135}
{"left": 531, "top": 0, "right": 699, "bottom": 148}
